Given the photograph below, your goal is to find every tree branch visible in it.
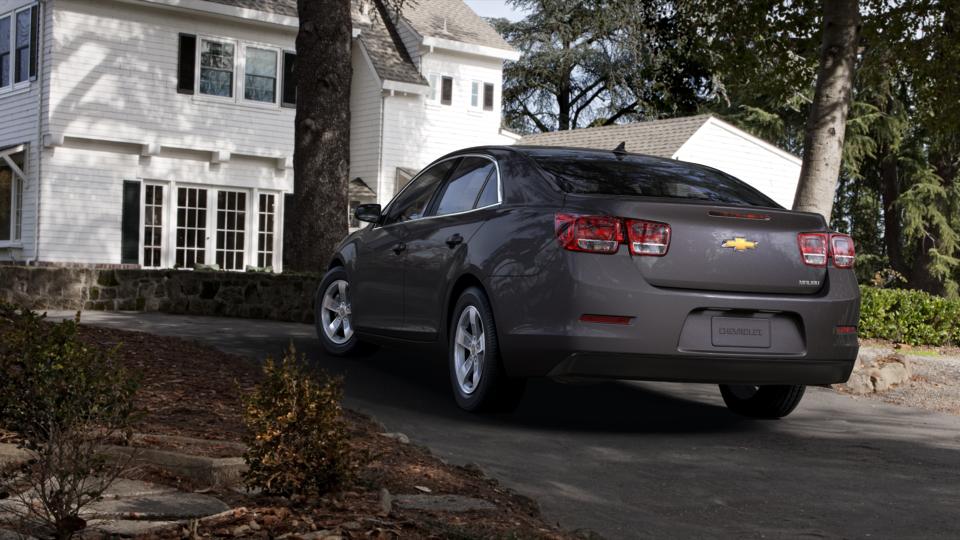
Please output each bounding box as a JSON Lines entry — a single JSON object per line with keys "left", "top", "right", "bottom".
{"left": 522, "top": 102, "right": 552, "bottom": 132}
{"left": 601, "top": 100, "right": 640, "bottom": 126}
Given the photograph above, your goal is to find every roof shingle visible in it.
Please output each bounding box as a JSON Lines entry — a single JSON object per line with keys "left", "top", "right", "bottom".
{"left": 399, "top": 0, "right": 513, "bottom": 52}
{"left": 519, "top": 115, "right": 713, "bottom": 158}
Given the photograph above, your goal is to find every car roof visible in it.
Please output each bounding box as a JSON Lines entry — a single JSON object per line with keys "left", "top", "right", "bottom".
{"left": 451, "top": 144, "right": 689, "bottom": 166}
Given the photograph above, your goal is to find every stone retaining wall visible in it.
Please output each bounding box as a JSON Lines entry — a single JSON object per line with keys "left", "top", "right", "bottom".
{"left": 0, "top": 266, "right": 320, "bottom": 323}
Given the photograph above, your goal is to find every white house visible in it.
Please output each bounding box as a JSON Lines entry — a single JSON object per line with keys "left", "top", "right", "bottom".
{"left": 0, "top": 0, "right": 518, "bottom": 271}
{"left": 520, "top": 115, "right": 802, "bottom": 209}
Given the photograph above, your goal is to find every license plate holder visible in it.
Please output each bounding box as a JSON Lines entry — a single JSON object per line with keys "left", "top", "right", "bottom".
{"left": 711, "top": 317, "right": 771, "bottom": 348}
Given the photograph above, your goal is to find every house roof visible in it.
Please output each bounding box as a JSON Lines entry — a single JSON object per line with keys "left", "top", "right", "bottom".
{"left": 399, "top": 0, "right": 514, "bottom": 52}
{"left": 519, "top": 115, "right": 715, "bottom": 158}
{"left": 199, "top": 0, "right": 426, "bottom": 86}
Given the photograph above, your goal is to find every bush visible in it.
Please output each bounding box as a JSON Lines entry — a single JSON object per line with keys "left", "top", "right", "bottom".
{"left": 858, "top": 286, "right": 960, "bottom": 346}
{"left": 242, "top": 346, "right": 354, "bottom": 497}
{"left": 0, "top": 305, "right": 140, "bottom": 539}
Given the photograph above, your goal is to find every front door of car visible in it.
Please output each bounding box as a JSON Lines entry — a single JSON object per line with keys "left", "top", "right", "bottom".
{"left": 403, "top": 156, "right": 501, "bottom": 341}
{"left": 352, "top": 159, "right": 456, "bottom": 336}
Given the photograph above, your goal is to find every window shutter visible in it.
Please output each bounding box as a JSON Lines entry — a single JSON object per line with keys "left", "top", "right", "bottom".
{"left": 29, "top": 6, "right": 38, "bottom": 80}
{"left": 177, "top": 33, "right": 196, "bottom": 95}
{"left": 440, "top": 76, "right": 453, "bottom": 105}
{"left": 483, "top": 83, "right": 494, "bottom": 111}
{"left": 281, "top": 51, "right": 296, "bottom": 108}
{"left": 121, "top": 181, "right": 141, "bottom": 265}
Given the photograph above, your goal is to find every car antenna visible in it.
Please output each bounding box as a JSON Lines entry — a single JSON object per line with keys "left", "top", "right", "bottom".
{"left": 613, "top": 141, "right": 627, "bottom": 160}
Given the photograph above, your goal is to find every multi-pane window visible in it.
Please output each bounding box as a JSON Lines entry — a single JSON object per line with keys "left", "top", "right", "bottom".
{"left": 143, "top": 185, "right": 164, "bottom": 268}
{"left": 244, "top": 47, "right": 277, "bottom": 103}
{"left": 175, "top": 187, "right": 207, "bottom": 268}
{"left": 14, "top": 9, "right": 29, "bottom": 84}
{"left": 0, "top": 16, "right": 9, "bottom": 88}
{"left": 257, "top": 193, "right": 276, "bottom": 268}
{"left": 215, "top": 190, "right": 246, "bottom": 271}
{"left": 0, "top": 149, "right": 24, "bottom": 243}
{"left": 199, "top": 39, "right": 234, "bottom": 97}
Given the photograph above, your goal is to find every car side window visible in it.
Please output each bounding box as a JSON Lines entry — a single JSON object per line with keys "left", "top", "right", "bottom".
{"left": 433, "top": 157, "right": 495, "bottom": 217}
{"left": 383, "top": 160, "right": 456, "bottom": 226}
{"left": 474, "top": 169, "right": 499, "bottom": 208}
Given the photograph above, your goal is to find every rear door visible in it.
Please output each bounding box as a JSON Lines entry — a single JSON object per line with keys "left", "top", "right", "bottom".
{"left": 403, "top": 156, "right": 500, "bottom": 340}
{"left": 352, "top": 160, "right": 454, "bottom": 335}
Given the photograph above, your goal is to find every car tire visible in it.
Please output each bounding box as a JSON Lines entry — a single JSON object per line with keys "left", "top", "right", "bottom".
{"left": 315, "top": 267, "right": 376, "bottom": 357}
{"left": 448, "top": 287, "right": 526, "bottom": 413}
{"left": 719, "top": 384, "right": 806, "bottom": 419}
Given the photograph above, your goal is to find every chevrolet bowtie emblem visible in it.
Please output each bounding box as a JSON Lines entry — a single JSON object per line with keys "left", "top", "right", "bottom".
{"left": 722, "top": 237, "right": 758, "bottom": 252}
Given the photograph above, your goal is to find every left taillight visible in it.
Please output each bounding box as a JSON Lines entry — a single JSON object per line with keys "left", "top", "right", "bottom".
{"left": 555, "top": 213, "right": 670, "bottom": 256}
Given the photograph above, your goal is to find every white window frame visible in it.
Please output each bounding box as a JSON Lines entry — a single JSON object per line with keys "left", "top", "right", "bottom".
{"left": 482, "top": 82, "right": 495, "bottom": 111}
{"left": 427, "top": 72, "right": 440, "bottom": 103}
{"left": 0, "top": 144, "right": 26, "bottom": 247}
{"left": 254, "top": 191, "right": 280, "bottom": 270}
{"left": 469, "top": 80, "right": 481, "bottom": 109}
{"left": 0, "top": 4, "right": 36, "bottom": 95}
{"left": 139, "top": 182, "right": 167, "bottom": 268}
{"left": 240, "top": 43, "right": 281, "bottom": 107}
{"left": 194, "top": 34, "right": 284, "bottom": 109}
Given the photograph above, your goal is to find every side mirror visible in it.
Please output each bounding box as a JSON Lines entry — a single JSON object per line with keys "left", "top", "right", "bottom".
{"left": 354, "top": 203, "right": 382, "bottom": 224}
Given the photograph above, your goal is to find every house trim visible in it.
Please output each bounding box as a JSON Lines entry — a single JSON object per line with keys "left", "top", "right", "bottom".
{"left": 673, "top": 117, "right": 802, "bottom": 167}
{"left": 125, "top": 0, "right": 299, "bottom": 28}
{"left": 356, "top": 37, "right": 430, "bottom": 95}
{"left": 420, "top": 36, "right": 520, "bottom": 61}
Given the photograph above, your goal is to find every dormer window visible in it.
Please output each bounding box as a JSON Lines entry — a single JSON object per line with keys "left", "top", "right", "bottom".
{"left": 199, "top": 38, "right": 235, "bottom": 98}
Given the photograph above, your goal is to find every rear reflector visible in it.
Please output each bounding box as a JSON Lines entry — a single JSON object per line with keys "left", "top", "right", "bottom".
{"left": 580, "top": 314, "right": 633, "bottom": 325}
{"left": 830, "top": 234, "right": 856, "bottom": 268}
{"left": 798, "top": 233, "right": 828, "bottom": 267}
{"left": 555, "top": 213, "right": 622, "bottom": 254}
{"left": 625, "top": 219, "right": 671, "bottom": 256}
{"left": 835, "top": 325, "right": 857, "bottom": 335}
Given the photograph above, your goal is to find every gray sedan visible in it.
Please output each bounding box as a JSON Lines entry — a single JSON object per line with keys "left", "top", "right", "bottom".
{"left": 315, "top": 146, "right": 860, "bottom": 418}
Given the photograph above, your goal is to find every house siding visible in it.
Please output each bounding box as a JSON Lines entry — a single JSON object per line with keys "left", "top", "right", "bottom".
{"left": 349, "top": 42, "right": 383, "bottom": 199}
{"left": 0, "top": 0, "right": 50, "bottom": 263}
{"left": 379, "top": 49, "right": 511, "bottom": 201}
{"left": 673, "top": 120, "right": 801, "bottom": 209}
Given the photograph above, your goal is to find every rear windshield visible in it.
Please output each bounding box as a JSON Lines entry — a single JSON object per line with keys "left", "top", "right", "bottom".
{"left": 531, "top": 152, "right": 780, "bottom": 208}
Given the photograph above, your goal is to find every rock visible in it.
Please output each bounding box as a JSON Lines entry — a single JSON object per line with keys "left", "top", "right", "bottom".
{"left": 844, "top": 371, "right": 874, "bottom": 395}
{"left": 248, "top": 519, "right": 261, "bottom": 531}
{"left": 395, "top": 494, "right": 496, "bottom": 513}
{"left": 380, "top": 432, "right": 410, "bottom": 444}
{"left": 341, "top": 521, "right": 362, "bottom": 530}
{"left": 414, "top": 485, "right": 432, "bottom": 493}
{"left": 879, "top": 362, "right": 910, "bottom": 388}
{"left": 232, "top": 524, "right": 251, "bottom": 536}
{"left": 378, "top": 488, "right": 392, "bottom": 516}
{"left": 299, "top": 531, "right": 335, "bottom": 540}
{"left": 87, "top": 519, "right": 182, "bottom": 536}
{"left": 82, "top": 492, "right": 230, "bottom": 520}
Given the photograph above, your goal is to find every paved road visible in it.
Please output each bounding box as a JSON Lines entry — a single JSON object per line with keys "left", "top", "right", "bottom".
{"left": 54, "top": 311, "right": 960, "bottom": 539}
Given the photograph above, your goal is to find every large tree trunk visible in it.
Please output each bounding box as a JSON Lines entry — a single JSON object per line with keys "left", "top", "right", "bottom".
{"left": 879, "top": 146, "right": 907, "bottom": 276}
{"left": 792, "top": 0, "right": 861, "bottom": 222}
{"left": 284, "top": 0, "right": 352, "bottom": 273}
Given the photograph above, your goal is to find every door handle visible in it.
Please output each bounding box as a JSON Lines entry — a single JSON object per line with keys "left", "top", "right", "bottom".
{"left": 445, "top": 233, "right": 464, "bottom": 248}
{"left": 392, "top": 242, "right": 406, "bottom": 254}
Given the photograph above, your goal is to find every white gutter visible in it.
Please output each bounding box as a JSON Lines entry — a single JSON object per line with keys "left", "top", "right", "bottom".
{"left": 420, "top": 36, "right": 520, "bottom": 61}
{"left": 31, "top": 0, "right": 45, "bottom": 265}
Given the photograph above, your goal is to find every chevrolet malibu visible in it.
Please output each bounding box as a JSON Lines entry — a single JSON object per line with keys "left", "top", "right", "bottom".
{"left": 315, "top": 146, "right": 860, "bottom": 418}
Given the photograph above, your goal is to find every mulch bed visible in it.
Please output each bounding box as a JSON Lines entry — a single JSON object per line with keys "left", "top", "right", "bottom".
{"left": 47, "top": 322, "right": 574, "bottom": 539}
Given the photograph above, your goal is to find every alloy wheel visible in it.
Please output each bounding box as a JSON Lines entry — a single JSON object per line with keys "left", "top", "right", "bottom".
{"left": 320, "top": 279, "right": 353, "bottom": 345}
{"left": 454, "top": 305, "right": 485, "bottom": 395}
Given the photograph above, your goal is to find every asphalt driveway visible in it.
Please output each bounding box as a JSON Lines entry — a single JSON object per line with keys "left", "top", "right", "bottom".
{"left": 51, "top": 311, "right": 960, "bottom": 539}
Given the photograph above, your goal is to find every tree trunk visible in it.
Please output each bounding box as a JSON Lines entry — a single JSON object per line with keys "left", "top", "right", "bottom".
{"left": 792, "top": 0, "right": 861, "bottom": 222}
{"left": 879, "top": 146, "right": 907, "bottom": 276}
{"left": 284, "top": 0, "right": 352, "bottom": 273}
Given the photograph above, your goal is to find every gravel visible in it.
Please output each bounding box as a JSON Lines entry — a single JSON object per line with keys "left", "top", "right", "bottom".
{"left": 844, "top": 349, "right": 960, "bottom": 416}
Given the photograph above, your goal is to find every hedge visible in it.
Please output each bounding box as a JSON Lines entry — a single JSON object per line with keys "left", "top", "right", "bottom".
{"left": 858, "top": 286, "right": 960, "bottom": 346}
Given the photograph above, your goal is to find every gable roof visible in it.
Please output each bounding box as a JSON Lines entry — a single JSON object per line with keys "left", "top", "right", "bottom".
{"left": 520, "top": 115, "right": 714, "bottom": 158}
{"left": 399, "top": 0, "right": 514, "bottom": 52}
{"left": 202, "top": 0, "right": 297, "bottom": 16}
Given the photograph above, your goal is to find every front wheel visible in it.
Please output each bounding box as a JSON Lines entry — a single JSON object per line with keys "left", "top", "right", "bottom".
{"left": 448, "top": 287, "right": 525, "bottom": 412}
{"left": 719, "top": 384, "right": 806, "bottom": 419}
{"left": 315, "top": 267, "right": 374, "bottom": 356}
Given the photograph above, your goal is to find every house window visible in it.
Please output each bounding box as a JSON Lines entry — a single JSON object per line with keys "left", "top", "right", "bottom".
{"left": 13, "top": 8, "right": 29, "bottom": 83}
{"left": 0, "top": 17, "right": 8, "bottom": 88}
{"left": 440, "top": 76, "right": 453, "bottom": 105}
{"left": 470, "top": 81, "right": 480, "bottom": 108}
{"left": 244, "top": 46, "right": 278, "bottom": 103}
{"left": 0, "top": 149, "right": 24, "bottom": 243}
{"left": 175, "top": 187, "right": 207, "bottom": 268}
{"left": 199, "top": 39, "right": 235, "bottom": 97}
{"left": 483, "top": 83, "right": 494, "bottom": 111}
{"left": 1, "top": 5, "right": 36, "bottom": 91}
{"left": 215, "top": 190, "right": 246, "bottom": 271}
{"left": 143, "top": 185, "right": 164, "bottom": 268}
{"left": 257, "top": 193, "right": 276, "bottom": 269}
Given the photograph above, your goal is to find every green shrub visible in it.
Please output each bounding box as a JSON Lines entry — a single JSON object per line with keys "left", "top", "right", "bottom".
{"left": 858, "top": 286, "right": 960, "bottom": 346}
{"left": 242, "top": 346, "right": 354, "bottom": 497}
{"left": 0, "top": 304, "right": 140, "bottom": 539}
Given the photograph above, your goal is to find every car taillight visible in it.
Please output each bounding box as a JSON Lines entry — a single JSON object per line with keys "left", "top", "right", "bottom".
{"left": 555, "top": 213, "right": 622, "bottom": 254}
{"left": 625, "top": 219, "right": 670, "bottom": 256}
{"left": 798, "top": 233, "right": 828, "bottom": 267}
{"left": 830, "top": 233, "right": 856, "bottom": 268}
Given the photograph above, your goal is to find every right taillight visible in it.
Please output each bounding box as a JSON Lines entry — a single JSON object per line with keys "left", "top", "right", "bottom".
{"left": 830, "top": 233, "right": 856, "bottom": 268}
{"left": 798, "top": 233, "right": 828, "bottom": 267}
{"left": 625, "top": 219, "right": 670, "bottom": 256}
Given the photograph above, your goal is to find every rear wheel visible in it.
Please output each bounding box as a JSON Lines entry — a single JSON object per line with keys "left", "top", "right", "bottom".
{"left": 719, "top": 384, "right": 806, "bottom": 419}
{"left": 448, "top": 287, "right": 525, "bottom": 412}
{"left": 315, "top": 267, "right": 376, "bottom": 356}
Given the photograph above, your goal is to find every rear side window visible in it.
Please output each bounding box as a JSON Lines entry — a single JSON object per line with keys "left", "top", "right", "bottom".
{"left": 383, "top": 160, "right": 455, "bottom": 225}
{"left": 532, "top": 153, "right": 779, "bottom": 208}
{"left": 433, "top": 157, "right": 495, "bottom": 216}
